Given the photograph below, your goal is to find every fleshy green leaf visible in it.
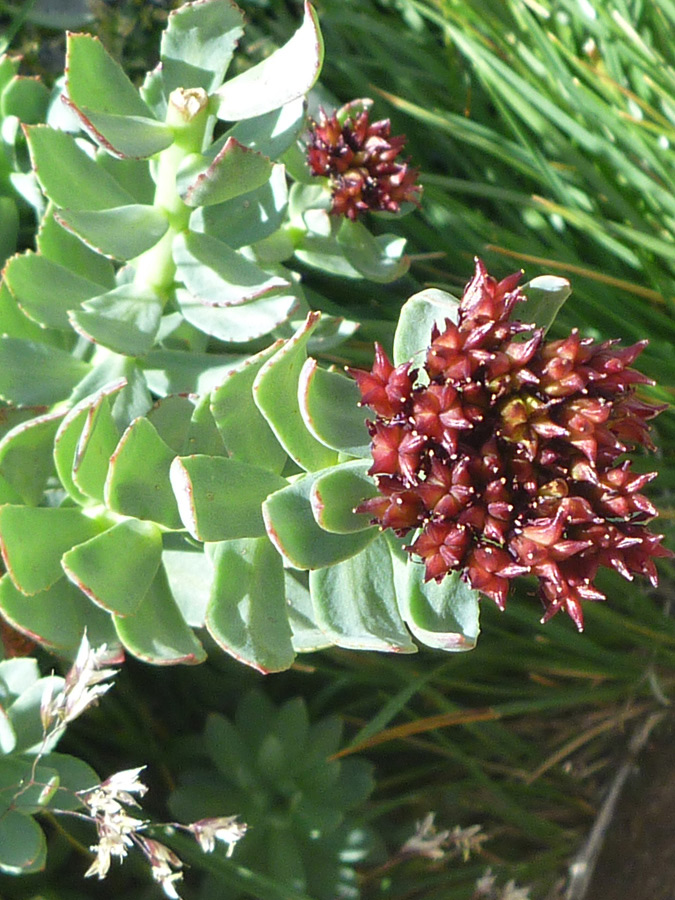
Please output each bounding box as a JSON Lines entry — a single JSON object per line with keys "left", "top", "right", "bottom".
{"left": 263, "top": 470, "right": 376, "bottom": 570}
{"left": 192, "top": 163, "right": 288, "bottom": 249}
{"left": 178, "top": 288, "right": 299, "bottom": 343}
{"left": 0, "top": 506, "right": 106, "bottom": 596}
{"left": 1, "top": 76, "right": 49, "bottom": 123}
{"left": 68, "top": 284, "right": 163, "bottom": 356}
{"left": 69, "top": 110, "right": 174, "bottom": 159}
{"left": 4, "top": 251, "right": 113, "bottom": 330}
{"left": 95, "top": 151, "right": 155, "bottom": 205}
{"left": 148, "top": 393, "right": 226, "bottom": 457}
{"left": 7, "top": 676, "right": 64, "bottom": 756}
{"left": 0, "top": 657, "right": 40, "bottom": 699}
{"left": 206, "top": 537, "right": 295, "bottom": 673}
{"left": 0, "top": 708, "right": 16, "bottom": 755}
{"left": 37, "top": 208, "right": 116, "bottom": 287}
{"left": 53, "top": 380, "right": 126, "bottom": 506}
{"left": 309, "top": 460, "right": 378, "bottom": 534}
{"left": 173, "top": 230, "right": 290, "bottom": 306}
{"left": 42, "top": 752, "right": 99, "bottom": 810}
{"left": 0, "top": 338, "right": 90, "bottom": 407}
{"left": 298, "top": 359, "right": 370, "bottom": 457}
{"left": 113, "top": 565, "right": 205, "bottom": 665}
{"left": 163, "top": 541, "right": 212, "bottom": 628}
{"left": 210, "top": 342, "right": 288, "bottom": 473}
{"left": 177, "top": 138, "right": 273, "bottom": 208}
{"left": 520, "top": 275, "right": 572, "bottom": 334}
{"left": 388, "top": 534, "right": 480, "bottom": 651}
{"left": 214, "top": 2, "right": 323, "bottom": 121}
{"left": 253, "top": 313, "right": 338, "bottom": 471}
{"left": 25, "top": 125, "right": 134, "bottom": 210}
{"left": 105, "top": 418, "right": 182, "bottom": 529}
{"left": 71, "top": 392, "right": 120, "bottom": 502}
{"left": 225, "top": 97, "right": 307, "bottom": 160}
{"left": 393, "top": 288, "right": 460, "bottom": 367}
{"left": 56, "top": 205, "right": 169, "bottom": 260}
{"left": 181, "top": 392, "right": 228, "bottom": 456}
{"left": 337, "top": 220, "right": 409, "bottom": 283}
{"left": 309, "top": 537, "right": 416, "bottom": 652}
{"left": 284, "top": 572, "right": 331, "bottom": 652}
{"left": 0, "top": 809, "right": 46, "bottom": 874}
{"left": 0, "top": 574, "right": 116, "bottom": 653}
{"left": 160, "top": 0, "right": 245, "bottom": 96}
{"left": 294, "top": 234, "right": 361, "bottom": 279}
{"left": 62, "top": 519, "right": 162, "bottom": 616}
{"left": 0, "top": 756, "right": 58, "bottom": 812}
{"left": 65, "top": 33, "right": 173, "bottom": 158}
{"left": 0, "top": 281, "right": 47, "bottom": 343}
{"left": 171, "top": 455, "right": 286, "bottom": 542}
{"left": 142, "top": 348, "right": 247, "bottom": 395}
{"left": 0, "top": 411, "right": 64, "bottom": 506}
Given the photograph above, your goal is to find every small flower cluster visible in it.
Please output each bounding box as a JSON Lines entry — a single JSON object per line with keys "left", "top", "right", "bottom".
{"left": 351, "top": 260, "right": 671, "bottom": 629}
{"left": 306, "top": 104, "right": 421, "bottom": 220}
{"left": 40, "top": 630, "right": 123, "bottom": 735}
{"left": 473, "top": 870, "right": 532, "bottom": 900}
{"left": 401, "top": 812, "right": 486, "bottom": 862}
{"left": 34, "top": 632, "right": 247, "bottom": 900}
{"left": 80, "top": 767, "right": 247, "bottom": 899}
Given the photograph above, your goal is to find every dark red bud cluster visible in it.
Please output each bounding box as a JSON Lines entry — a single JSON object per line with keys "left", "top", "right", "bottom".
{"left": 350, "top": 259, "right": 672, "bottom": 629}
{"left": 306, "top": 107, "right": 421, "bottom": 220}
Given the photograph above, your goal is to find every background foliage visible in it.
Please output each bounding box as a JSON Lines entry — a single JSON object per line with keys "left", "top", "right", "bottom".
{"left": 0, "top": 1, "right": 674, "bottom": 898}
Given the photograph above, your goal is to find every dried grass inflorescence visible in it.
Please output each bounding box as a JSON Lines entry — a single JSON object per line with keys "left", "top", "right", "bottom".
{"left": 306, "top": 106, "right": 421, "bottom": 220}
{"left": 351, "top": 260, "right": 672, "bottom": 629}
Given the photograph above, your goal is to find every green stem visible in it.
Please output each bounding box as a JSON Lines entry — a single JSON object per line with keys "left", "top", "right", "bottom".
{"left": 133, "top": 88, "right": 210, "bottom": 300}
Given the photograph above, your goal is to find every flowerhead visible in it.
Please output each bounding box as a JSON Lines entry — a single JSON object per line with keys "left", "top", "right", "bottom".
{"left": 351, "top": 259, "right": 672, "bottom": 629}
{"left": 188, "top": 815, "right": 248, "bottom": 855}
{"left": 306, "top": 102, "right": 421, "bottom": 220}
{"left": 40, "top": 629, "right": 124, "bottom": 734}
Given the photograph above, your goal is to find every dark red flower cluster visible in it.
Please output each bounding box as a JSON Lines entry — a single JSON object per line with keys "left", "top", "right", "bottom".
{"left": 351, "top": 260, "right": 672, "bottom": 629}
{"left": 306, "top": 107, "right": 421, "bottom": 220}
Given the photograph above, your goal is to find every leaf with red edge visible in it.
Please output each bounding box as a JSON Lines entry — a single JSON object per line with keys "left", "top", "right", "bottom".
{"left": 170, "top": 455, "right": 286, "bottom": 542}
{"left": 298, "top": 358, "right": 370, "bottom": 457}
{"left": 263, "top": 470, "right": 376, "bottom": 570}
{"left": 113, "top": 565, "right": 205, "bottom": 665}
{"left": 0, "top": 411, "right": 64, "bottom": 506}
{"left": 0, "top": 574, "right": 116, "bottom": 653}
{"left": 213, "top": 2, "right": 323, "bottom": 121}
{"left": 206, "top": 537, "right": 295, "bottom": 673}
{"left": 177, "top": 137, "right": 273, "bottom": 208}
{"left": 253, "top": 313, "right": 338, "bottom": 471}
{"left": 65, "top": 33, "right": 172, "bottom": 159}
{"left": 0, "top": 506, "right": 107, "bottom": 596}
{"left": 309, "top": 537, "right": 416, "bottom": 653}
{"left": 61, "top": 519, "right": 162, "bottom": 616}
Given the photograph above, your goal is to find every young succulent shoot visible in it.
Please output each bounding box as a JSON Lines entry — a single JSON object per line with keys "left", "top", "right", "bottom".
{"left": 306, "top": 101, "right": 422, "bottom": 219}
{"left": 351, "top": 259, "right": 672, "bottom": 630}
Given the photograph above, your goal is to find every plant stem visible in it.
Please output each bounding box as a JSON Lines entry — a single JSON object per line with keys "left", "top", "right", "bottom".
{"left": 133, "top": 88, "right": 210, "bottom": 300}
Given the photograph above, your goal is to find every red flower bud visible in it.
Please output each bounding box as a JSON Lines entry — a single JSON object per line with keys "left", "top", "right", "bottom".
{"left": 306, "top": 107, "right": 422, "bottom": 220}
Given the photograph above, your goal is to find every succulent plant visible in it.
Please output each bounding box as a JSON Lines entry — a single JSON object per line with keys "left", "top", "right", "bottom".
{"left": 169, "top": 689, "right": 376, "bottom": 900}
{"left": 0, "top": 0, "right": 421, "bottom": 670}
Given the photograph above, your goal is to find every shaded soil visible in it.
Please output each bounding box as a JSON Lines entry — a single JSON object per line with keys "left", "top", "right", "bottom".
{"left": 586, "top": 716, "right": 675, "bottom": 900}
